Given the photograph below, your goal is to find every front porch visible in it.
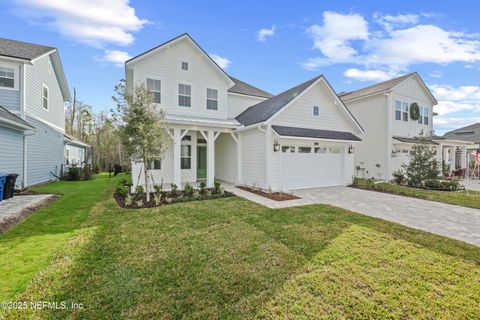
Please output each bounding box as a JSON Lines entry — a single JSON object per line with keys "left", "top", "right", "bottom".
{"left": 434, "top": 138, "right": 478, "bottom": 179}
{"left": 131, "top": 120, "right": 240, "bottom": 190}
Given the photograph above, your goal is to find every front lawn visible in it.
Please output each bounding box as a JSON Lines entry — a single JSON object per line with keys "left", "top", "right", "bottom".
{"left": 353, "top": 178, "right": 480, "bottom": 209}
{"left": 2, "top": 179, "right": 480, "bottom": 319}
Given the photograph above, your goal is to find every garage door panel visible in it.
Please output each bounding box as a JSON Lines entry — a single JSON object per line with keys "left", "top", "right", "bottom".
{"left": 281, "top": 146, "right": 344, "bottom": 190}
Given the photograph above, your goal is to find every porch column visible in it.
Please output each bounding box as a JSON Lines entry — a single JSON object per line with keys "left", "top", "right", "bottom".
{"left": 173, "top": 127, "right": 182, "bottom": 187}
{"left": 461, "top": 147, "right": 467, "bottom": 169}
{"left": 449, "top": 146, "right": 455, "bottom": 171}
{"left": 207, "top": 130, "right": 215, "bottom": 187}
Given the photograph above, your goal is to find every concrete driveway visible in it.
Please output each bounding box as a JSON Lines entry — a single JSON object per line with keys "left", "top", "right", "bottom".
{"left": 293, "top": 187, "right": 480, "bottom": 247}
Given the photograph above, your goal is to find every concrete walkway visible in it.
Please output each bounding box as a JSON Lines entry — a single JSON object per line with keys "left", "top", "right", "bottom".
{"left": 0, "top": 195, "right": 54, "bottom": 223}
{"left": 463, "top": 179, "right": 480, "bottom": 191}
{"left": 293, "top": 187, "right": 480, "bottom": 247}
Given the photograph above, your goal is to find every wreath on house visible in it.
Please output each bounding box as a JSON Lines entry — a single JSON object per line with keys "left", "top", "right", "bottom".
{"left": 410, "top": 102, "right": 420, "bottom": 120}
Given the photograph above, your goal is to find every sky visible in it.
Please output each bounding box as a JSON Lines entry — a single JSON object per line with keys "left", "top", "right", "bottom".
{"left": 1, "top": 0, "right": 480, "bottom": 135}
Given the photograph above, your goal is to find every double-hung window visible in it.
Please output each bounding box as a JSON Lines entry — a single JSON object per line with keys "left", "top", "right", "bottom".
{"left": 206, "top": 88, "right": 218, "bottom": 110}
{"left": 42, "top": 84, "right": 49, "bottom": 110}
{"left": 148, "top": 159, "right": 161, "bottom": 170}
{"left": 418, "top": 106, "right": 424, "bottom": 124}
{"left": 0, "top": 67, "right": 14, "bottom": 88}
{"left": 423, "top": 107, "right": 429, "bottom": 125}
{"left": 178, "top": 84, "right": 191, "bottom": 107}
{"left": 147, "top": 79, "right": 161, "bottom": 104}
{"left": 402, "top": 102, "right": 408, "bottom": 122}
{"left": 395, "top": 100, "right": 402, "bottom": 121}
{"left": 181, "top": 145, "right": 191, "bottom": 169}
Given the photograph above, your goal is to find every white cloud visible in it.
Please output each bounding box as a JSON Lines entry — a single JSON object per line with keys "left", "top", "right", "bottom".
{"left": 434, "top": 116, "right": 480, "bottom": 134}
{"left": 257, "top": 25, "right": 276, "bottom": 42}
{"left": 303, "top": 11, "right": 480, "bottom": 73}
{"left": 101, "top": 50, "right": 131, "bottom": 67}
{"left": 429, "top": 70, "right": 443, "bottom": 78}
{"left": 12, "top": 0, "right": 148, "bottom": 47}
{"left": 373, "top": 13, "right": 419, "bottom": 31}
{"left": 429, "top": 84, "right": 480, "bottom": 101}
{"left": 210, "top": 54, "right": 231, "bottom": 69}
{"left": 343, "top": 68, "right": 399, "bottom": 81}
{"left": 304, "top": 11, "right": 368, "bottom": 68}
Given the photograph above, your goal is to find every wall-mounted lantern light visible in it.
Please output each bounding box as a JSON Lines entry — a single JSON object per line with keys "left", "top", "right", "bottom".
{"left": 348, "top": 145, "right": 354, "bottom": 154}
{"left": 273, "top": 140, "right": 280, "bottom": 152}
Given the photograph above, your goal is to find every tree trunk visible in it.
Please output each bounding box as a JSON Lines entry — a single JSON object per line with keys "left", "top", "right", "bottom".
{"left": 143, "top": 159, "right": 150, "bottom": 202}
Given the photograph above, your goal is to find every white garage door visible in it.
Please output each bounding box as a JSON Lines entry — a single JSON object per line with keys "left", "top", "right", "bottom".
{"left": 281, "top": 145, "right": 345, "bottom": 190}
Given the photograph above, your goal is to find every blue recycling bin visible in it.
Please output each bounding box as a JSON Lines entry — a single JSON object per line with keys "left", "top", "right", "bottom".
{"left": 0, "top": 173, "right": 8, "bottom": 203}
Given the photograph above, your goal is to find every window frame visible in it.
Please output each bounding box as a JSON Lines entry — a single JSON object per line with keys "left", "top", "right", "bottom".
{"left": 395, "top": 100, "right": 402, "bottom": 121}
{"left": 178, "top": 83, "right": 192, "bottom": 107}
{"left": 418, "top": 106, "right": 424, "bottom": 124}
{"left": 42, "top": 84, "right": 49, "bottom": 111}
{"left": 402, "top": 102, "right": 408, "bottom": 122}
{"left": 423, "top": 107, "right": 429, "bottom": 125}
{"left": 313, "top": 105, "right": 319, "bottom": 116}
{"left": 206, "top": 88, "right": 218, "bottom": 110}
{"left": 147, "top": 78, "right": 161, "bottom": 104}
{"left": 281, "top": 146, "right": 296, "bottom": 153}
{"left": 298, "top": 146, "right": 312, "bottom": 153}
{"left": 181, "top": 145, "right": 192, "bottom": 169}
{"left": 181, "top": 61, "right": 189, "bottom": 70}
{"left": 148, "top": 159, "right": 162, "bottom": 170}
{"left": 0, "top": 66, "right": 15, "bottom": 89}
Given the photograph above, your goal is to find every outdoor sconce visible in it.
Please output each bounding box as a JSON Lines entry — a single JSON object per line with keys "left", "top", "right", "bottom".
{"left": 348, "top": 145, "right": 354, "bottom": 154}
{"left": 273, "top": 140, "right": 280, "bottom": 152}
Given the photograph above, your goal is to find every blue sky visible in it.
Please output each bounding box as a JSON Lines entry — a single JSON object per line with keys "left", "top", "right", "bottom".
{"left": 1, "top": 0, "right": 480, "bottom": 134}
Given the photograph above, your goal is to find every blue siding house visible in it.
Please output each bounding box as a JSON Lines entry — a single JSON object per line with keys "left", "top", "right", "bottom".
{"left": 0, "top": 37, "right": 71, "bottom": 188}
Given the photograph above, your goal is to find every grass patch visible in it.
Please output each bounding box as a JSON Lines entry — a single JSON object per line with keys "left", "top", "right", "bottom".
{"left": 352, "top": 178, "right": 480, "bottom": 209}
{"left": 2, "top": 183, "right": 480, "bottom": 319}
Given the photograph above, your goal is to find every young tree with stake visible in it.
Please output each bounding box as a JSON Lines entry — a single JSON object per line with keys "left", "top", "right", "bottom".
{"left": 113, "top": 80, "right": 168, "bottom": 202}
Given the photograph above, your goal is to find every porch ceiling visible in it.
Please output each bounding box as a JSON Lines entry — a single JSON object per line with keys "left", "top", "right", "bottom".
{"left": 164, "top": 114, "right": 240, "bottom": 129}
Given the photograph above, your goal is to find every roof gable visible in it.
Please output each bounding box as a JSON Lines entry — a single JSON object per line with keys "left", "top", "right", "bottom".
{"left": 0, "top": 37, "right": 55, "bottom": 61}
{"left": 443, "top": 123, "right": 480, "bottom": 143}
{"left": 126, "top": 33, "right": 234, "bottom": 87}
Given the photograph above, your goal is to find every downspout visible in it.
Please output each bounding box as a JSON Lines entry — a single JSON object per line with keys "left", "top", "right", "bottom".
{"left": 21, "top": 63, "right": 28, "bottom": 188}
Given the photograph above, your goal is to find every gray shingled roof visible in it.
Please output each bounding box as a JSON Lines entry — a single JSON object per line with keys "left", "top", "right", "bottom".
{"left": 273, "top": 125, "right": 361, "bottom": 141}
{"left": 0, "top": 37, "right": 55, "bottom": 61}
{"left": 443, "top": 123, "right": 480, "bottom": 144}
{"left": 236, "top": 75, "right": 323, "bottom": 126}
{"left": 228, "top": 77, "right": 273, "bottom": 98}
{"left": 393, "top": 136, "right": 438, "bottom": 145}
{"left": 0, "top": 106, "right": 34, "bottom": 129}
{"left": 339, "top": 73, "right": 414, "bottom": 101}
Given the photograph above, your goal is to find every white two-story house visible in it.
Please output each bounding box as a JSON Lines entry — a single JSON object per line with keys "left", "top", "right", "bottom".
{"left": 340, "top": 73, "right": 472, "bottom": 180}
{"left": 127, "top": 33, "right": 364, "bottom": 191}
{"left": 0, "top": 37, "right": 71, "bottom": 188}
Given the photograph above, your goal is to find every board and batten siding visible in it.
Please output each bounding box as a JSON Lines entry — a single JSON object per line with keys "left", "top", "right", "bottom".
{"left": 345, "top": 94, "right": 388, "bottom": 180}
{"left": 390, "top": 76, "right": 434, "bottom": 138}
{"left": 0, "top": 127, "right": 24, "bottom": 188}
{"left": 130, "top": 40, "right": 231, "bottom": 120}
{"left": 227, "top": 93, "right": 266, "bottom": 118}
{"left": 25, "top": 116, "right": 64, "bottom": 186}
{"left": 25, "top": 54, "right": 65, "bottom": 130}
{"left": 239, "top": 128, "right": 265, "bottom": 188}
{"left": 271, "top": 81, "right": 352, "bottom": 132}
{"left": 214, "top": 132, "right": 237, "bottom": 183}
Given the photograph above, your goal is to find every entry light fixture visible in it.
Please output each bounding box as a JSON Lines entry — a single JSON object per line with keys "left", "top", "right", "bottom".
{"left": 348, "top": 145, "right": 354, "bottom": 154}
{"left": 273, "top": 140, "right": 280, "bottom": 152}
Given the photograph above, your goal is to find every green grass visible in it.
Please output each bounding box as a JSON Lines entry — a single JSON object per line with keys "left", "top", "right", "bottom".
{"left": 2, "top": 178, "right": 480, "bottom": 319}
{"left": 353, "top": 178, "right": 480, "bottom": 209}
{"left": 0, "top": 175, "right": 114, "bottom": 300}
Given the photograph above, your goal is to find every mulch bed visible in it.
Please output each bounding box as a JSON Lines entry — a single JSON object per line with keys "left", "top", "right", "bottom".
{"left": 236, "top": 186, "right": 300, "bottom": 201}
{"left": 0, "top": 195, "right": 60, "bottom": 234}
{"left": 114, "top": 189, "right": 235, "bottom": 209}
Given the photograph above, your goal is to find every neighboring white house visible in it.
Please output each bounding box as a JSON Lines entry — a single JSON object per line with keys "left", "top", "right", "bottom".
{"left": 127, "top": 33, "right": 363, "bottom": 191}
{"left": 0, "top": 37, "right": 71, "bottom": 188}
{"left": 64, "top": 133, "right": 90, "bottom": 167}
{"left": 340, "top": 73, "right": 474, "bottom": 180}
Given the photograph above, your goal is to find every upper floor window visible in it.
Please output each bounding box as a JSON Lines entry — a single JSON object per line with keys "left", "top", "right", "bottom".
{"left": 0, "top": 67, "right": 14, "bottom": 88}
{"left": 423, "top": 107, "right": 429, "bottom": 125}
{"left": 206, "top": 88, "right": 218, "bottom": 110}
{"left": 147, "top": 78, "right": 161, "bottom": 104}
{"left": 313, "top": 106, "right": 319, "bottom": 116}
{"left": 418, "top": 106, "right": 424, "bottom": 124}
{"left": 402, "top": 102, "right": 408, "bottom": 122}
{"left": 181, "top": 61, "right": 189, "bottom": 70}
{"left": 395, "top": 100, "right": 402, "bottom": 121}
{"left": 42, "top": 84, "right": 49, "bottom": 110}
{"left": 178, "top": 84, "right": 191, "bottom": 107}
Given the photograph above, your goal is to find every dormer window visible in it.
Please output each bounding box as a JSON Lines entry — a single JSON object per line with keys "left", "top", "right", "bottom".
{"left": 181, "top": 61, "right": 188, "bottom": 70}
{"left": 0, "top": 67, "right": 14, "bottom": 88}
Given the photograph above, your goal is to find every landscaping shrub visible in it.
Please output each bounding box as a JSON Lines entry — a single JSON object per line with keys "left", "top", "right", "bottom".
{"left": 402, "top": 133, "right": 439, "bottom": 187}
{"left": 424, "top": 179, "right": 461, "bottom": 191}
{"left": 392, "top": 170, "right": 406, "bottom": 185}
{"left": 184, "top": 183, "right": 193, "bottom": 196}
{"left": 200, "top": 181, "right": 206, "bottom": 194}
{"left": 81, "top": 165, "right": 94, "bottom": 180}
{"left": 65, "top": 166, "right": 81, "bottom": 181}
{"left": 170, "top": 183, "right": 178, "bottom": 197}
{"left": 115, "top": 184, "right": 129, "bottom": 197}
{"left": 135, "top": 185, "right": 144, "bottom": 194}
{"left": 214, "top": 181, "right": 221, "bottom": 194}
{"left": 153, "top": 183, "right": 163, "bottom": 193}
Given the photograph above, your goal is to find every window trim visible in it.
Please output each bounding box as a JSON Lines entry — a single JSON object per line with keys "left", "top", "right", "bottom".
{"left": 402, "top": 102, "right": 408, "bottom": 122}
{"left": 42, "top": 83, "right": 49, "bottom": 111}
{"left": 178, "top": 83, "right": 192, "bottom": 107}
{"left": 148, "top": 159, "right": 162, "bottom": 170}
{"left": 147, "top": 78, "right": 161, "bottom": 104}
{"left": 313, "top": 105, "right": 319, "bottom": 116}
{"left": 0, "top": 65, "right": 16, "bottom": 90}
{"left": 181, "top": 61, "right": 189, "bottom": 70}
{"left": 395, "top": 100, "right": 402, "bottom": 121}
{"left": 181, "top": 145, "right": 192, "bottom": 169}
{"left": 206, "top": 88, "right": 218, "bottom": 110}
{"left": 423, "top": 106, "right": 429, "bottom": 125}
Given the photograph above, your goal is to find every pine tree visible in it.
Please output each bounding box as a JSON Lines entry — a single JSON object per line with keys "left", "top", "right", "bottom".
{"left": 402, "top": 133, "right": 439, "bottom": 187}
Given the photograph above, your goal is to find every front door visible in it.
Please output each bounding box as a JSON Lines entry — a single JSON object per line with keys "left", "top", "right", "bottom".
{"left": 197, "top": 146, "right": 207, "bottom": 179}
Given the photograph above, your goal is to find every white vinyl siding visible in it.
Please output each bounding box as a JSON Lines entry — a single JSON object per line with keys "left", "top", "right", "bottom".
{"left": 147, "top": 78, "right": 161, "bottom": 104}
{"left": 178, "top": 83, "right": 191, "bottom": 107}
{"left": 214, "top": 133, "right": 237, "bottom": 183}
{"left": 227, "top": 93, "right": 267, "bottom": 118}
{"left": 240, "top": 128, "right": 265, "bottom": 188}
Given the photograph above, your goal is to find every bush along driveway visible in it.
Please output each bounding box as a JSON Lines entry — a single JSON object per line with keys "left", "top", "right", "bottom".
{"left": 353, "top": 178, "right": 480, "bottom": 209}
{"left": 2, "top": 177, "right": 480, "bottom": 319}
